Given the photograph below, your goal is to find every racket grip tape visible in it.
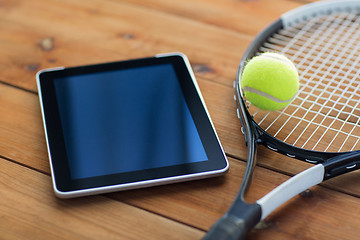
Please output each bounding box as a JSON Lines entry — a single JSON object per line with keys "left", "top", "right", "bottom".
{"left": 202, "top": 203, "right": 261, "bottom": 240}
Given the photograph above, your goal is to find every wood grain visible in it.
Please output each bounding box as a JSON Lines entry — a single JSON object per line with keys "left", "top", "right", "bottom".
{"left": 0, "top": 0, "right": 359, "bottom": 239}
{"left": 1, "top": 76, "right": 358, "bottom": 197}
{"left": 118, "top": 0, "right": 307, "bottom": 34}
{"left": 0, "top": 0, "right": 247, "bottom": 91}
{"left": 109, "top": 157, "right": 360, "bottom": 240}
{"left": 0, "top": 82, "right": 359, "bottom": 239}
{"left": 0, "top": 158, "right": 203, "bottom": 240}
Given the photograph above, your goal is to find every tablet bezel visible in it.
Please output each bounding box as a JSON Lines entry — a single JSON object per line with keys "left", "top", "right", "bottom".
{"left": 37, "top": 53, "right": 228, "bottom": 198}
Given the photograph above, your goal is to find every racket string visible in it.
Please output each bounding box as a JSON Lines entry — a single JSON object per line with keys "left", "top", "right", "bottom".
{"left": 298, "top": 13, "right": 360, "bottom": 151}
{"left": 294, "top": 20, "right": 360, "bottom": 151}
{"left": 249, "top": 11, "right": 360, "bottom": 152}
{"left": 259, "top": 12, "right": 341, "bottom": 137}
{"left": 295, "top": 13, "right": 360, "bottom": 150}
{"left": 264, "top": 13, "right": 351, "bottom": 143}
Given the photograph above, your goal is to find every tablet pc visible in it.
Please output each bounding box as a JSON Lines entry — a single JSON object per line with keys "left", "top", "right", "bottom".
{"left": 36, "top": 52, "right": 228, "bottom": 198}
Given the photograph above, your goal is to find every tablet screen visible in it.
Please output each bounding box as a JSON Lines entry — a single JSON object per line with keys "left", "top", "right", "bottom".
{"left": 37, "top": 53, "right": 228, "bottom": 198}
{"left": 54, "top": 63, "right": 207, "bottom": 179}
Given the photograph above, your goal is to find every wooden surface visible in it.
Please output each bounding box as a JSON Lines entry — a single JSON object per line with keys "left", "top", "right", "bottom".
{"left": 1, "top": 0, "right": 359, "bottom": 239}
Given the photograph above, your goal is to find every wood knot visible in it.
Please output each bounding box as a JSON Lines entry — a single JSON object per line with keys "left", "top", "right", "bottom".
{"left": 300, "top": 189, "right": 313, "bottom": 198}
{"left": 121, "top": 33, "right": 135, "bottom": 39}
{"left": 192, "top": 63, "right": 214, "bottom": 74}
{"left": 39, "top": 37, "right": 54, "bottom": 51}
{"left": 254, "top": 220, "right": 273, "bottom": 230}
{"left": 27, "top": 63, "right": 39, "bottom": 71}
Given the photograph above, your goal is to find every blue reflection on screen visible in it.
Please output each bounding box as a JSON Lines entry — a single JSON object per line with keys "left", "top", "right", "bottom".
{"left": 54, "top": 64, "right": 208, "bottom": 179}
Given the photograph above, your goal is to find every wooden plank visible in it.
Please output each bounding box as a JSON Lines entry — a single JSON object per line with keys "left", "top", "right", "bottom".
{"left": 0, "top": 71, "right": 359, "bottom": 195}
{"left": 2, "top": 0, "right": 346, "bottom": 184}
{"left": 0, "top": 157, "right": 203, "bottom": 240}
{"left": 0, "top": 83, "right": 49, "bottom": 172}
{"left": 0, "top": 0, "right": 250, "bottom": 91}
{"left": 0, "top": 1, "right": 359, "bottom": 239}
{"left": 117, "top": 0, "right": 307, "bottom": 35}
{"left": 2, "top": 0, "right": 350, "bottom": 189}
{"left": 1, "top": 129, "right": 359, "bottom": 240}
{"left": 0, "top": 0, "right": 320, "bottom": 91}
{"left": 0, "top": 81, "right": 359, "bottom": 239}
{"left": 110, "top": 157, "right": 360, "bottom": 240}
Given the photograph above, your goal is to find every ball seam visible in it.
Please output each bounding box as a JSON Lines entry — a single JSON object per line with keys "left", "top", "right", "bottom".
{"left": 243, "top": 86, "right": 297, "bottom": 103}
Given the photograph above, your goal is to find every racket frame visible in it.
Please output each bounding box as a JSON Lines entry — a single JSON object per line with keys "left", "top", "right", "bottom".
{"left": 234, "top": 0, "right": 360, "bottom": 224}
{"left": 204, "top": 1, "right": 360, "bottom": 239}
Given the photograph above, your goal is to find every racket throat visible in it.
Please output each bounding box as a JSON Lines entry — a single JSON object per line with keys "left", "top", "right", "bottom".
{"left": 203, "top": 202, "right": 261, "bottom": 240}
{"left": 240, "top": 128, "right": 259, "bottom": 196}
{"left": 228, "top": 201, "right": 262, "bottom": 230}
{"left": 323, "top": 151, "right": 360, "bottom": 180}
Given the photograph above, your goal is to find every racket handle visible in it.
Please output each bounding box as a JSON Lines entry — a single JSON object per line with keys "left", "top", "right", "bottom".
{"left": 202, "top": 214, "right": 247, "bottom": 240}
{"left": 202, "top": 203, "right": 261, "bottom": 240}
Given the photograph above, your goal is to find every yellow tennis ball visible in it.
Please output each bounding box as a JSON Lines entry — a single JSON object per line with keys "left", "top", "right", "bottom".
{"left": 241, "top": 52, "right": 299, "bottom": 111}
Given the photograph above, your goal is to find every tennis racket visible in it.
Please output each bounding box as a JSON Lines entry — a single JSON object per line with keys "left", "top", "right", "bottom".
{"left": 203, "top": 1, "right": 360, "bottom": 239}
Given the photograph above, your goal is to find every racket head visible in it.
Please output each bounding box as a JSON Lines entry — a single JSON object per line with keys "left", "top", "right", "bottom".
{"left": 235, "top": 0, "right": 360, "bottom": 164}
{"left": 205, "top": 2, "right": 360, "bottom": 239}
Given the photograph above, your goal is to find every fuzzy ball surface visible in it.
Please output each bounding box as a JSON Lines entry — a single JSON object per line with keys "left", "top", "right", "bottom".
{"left": 241, "top": 52, "right": 299, "bottom": 111}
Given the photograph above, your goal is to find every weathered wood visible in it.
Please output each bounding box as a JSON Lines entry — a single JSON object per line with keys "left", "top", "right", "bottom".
{"left": 0, "top": 0, "right": 359, "bottom": 239}
{"left": 0, "top": 158, "right": 203, "bottom": 240}
{"left": 1, "top": 77, "right": 358, "bottom": 197}
{"left": 0, "top": 80, "right": 359, "bottom": 238}
{"left": 109, "top": 157, "right": 360, "bottom": 240}
{"left": 0, "top": 0, "right": 248, "bottom": 91}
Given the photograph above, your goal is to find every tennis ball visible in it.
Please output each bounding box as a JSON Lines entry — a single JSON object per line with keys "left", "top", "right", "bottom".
{"left": 241, "top": 52, "right": 299, "bottom": 111}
